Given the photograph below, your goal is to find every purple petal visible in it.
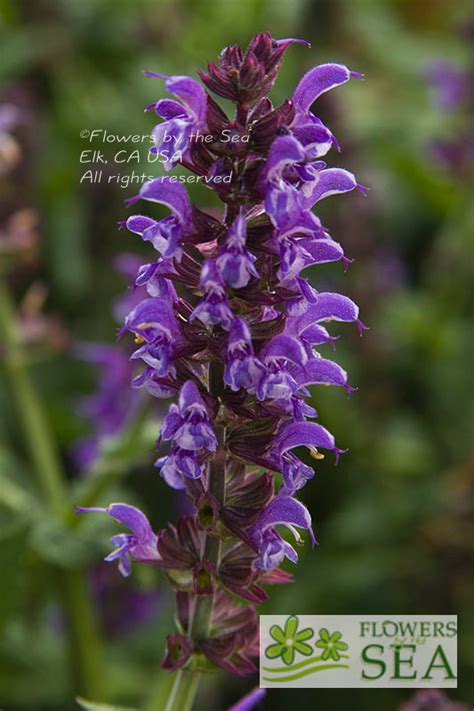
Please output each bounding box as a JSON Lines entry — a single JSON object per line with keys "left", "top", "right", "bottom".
{"left": 300, "top": 323, "right": 339, "bottom": 346}
{"left": 107, "top": 503, "right": 156, "bottom": 540}
{"left": 179, "top": 380, "right": 207, "bottom": 414}
{"left": 292, "top": 123, "right": 333, "bottom": 158}
{"left": 137, "top": 177, "right": 192, "bottom": 225}
{"left": 293, "top": 292, "right": 360, "bottom": 333}
{"left": 126, "top": 215, "right": 157, "bottom": 235}
{"left": 302, "top": 238, "right": 345, "bottom": 265}
{"left": 298, "top": 358, "right": 348, "bottom": 388}
{"left": 275, "top": 37, "right": 310, "bottom": 48}
{"left": 228, "top": 316, "right": 252, "bottom": 348}
{"left": 260, "top": 335, "right": 308, "bottom": 366}
{"left": 163, "top": 75, "right": 207, "bottom": 123}
{"left": 293, "top": 63, "right": 354, "bottom": 113}
{"left": 123, "top": 297, "right": 177, "bottom": 337}
{"left": 306, "top": 168, "right": 357, "bottom": 205}
{"left": 257, "top": 496, "right": 312, "bottom": 532}
{"left": 154, "top": 98, "right": 186, "bottom": 120}
{"left": 264, "top": 135, "right": 305, "bottom": 182}
{"left": 275, "top": 421, "right": 336, "bottom": 455}
{"left": 265, "top": 182, "right": 302, "bottom": 230}
{"left": 228, "top": 688, "right": 266, "bottom": 711}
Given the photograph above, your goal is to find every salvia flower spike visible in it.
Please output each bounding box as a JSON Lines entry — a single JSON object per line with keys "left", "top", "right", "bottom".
{"left": 77, "top": 31, "right": 366, "bottom": 691}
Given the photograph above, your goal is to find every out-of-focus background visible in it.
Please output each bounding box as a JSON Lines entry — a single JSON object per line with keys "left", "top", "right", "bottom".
{"left": 0, "top": 0, "right": 473, "bottom": 709}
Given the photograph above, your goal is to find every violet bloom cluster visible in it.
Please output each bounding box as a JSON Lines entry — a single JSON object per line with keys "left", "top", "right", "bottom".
{"left": 73, "top": 255, "right": 143, "bottom": 471}
{"left": 78, "top": 33, "right": 366, "bottom": 679}
{"left": 425, "top": 56, "right": 473, "bottom": 174}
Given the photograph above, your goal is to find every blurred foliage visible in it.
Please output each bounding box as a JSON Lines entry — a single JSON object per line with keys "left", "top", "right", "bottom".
{"left": 0, "top": 0, "right": 473, "bottom": 709}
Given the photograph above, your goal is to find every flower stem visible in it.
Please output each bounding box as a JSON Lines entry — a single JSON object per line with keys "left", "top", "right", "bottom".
{"left": 146, "top": 666, "right": 200, "bottom": 711}
{"left": 0, "top": 279, "right": 104, "bottom": 698}
{"left": 163, "top": 670, "right": 200, "bottom": 711}
{"left": 159, "top": 359, "right": 227, "bottom": 711}
{"left": 189, "top": 427, "right": 226, "bottom": 640}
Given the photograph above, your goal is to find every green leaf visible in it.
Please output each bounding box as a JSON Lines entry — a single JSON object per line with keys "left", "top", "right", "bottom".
{"left": 76, "top": 698, "right": 138, "bottom": 711}
{"left": 29, "top": 511, "right": 111, "bottom": 568}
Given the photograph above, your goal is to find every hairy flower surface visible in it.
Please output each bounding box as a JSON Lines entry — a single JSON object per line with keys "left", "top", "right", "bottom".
{"left": 78, "top": 31, "right": 366, "bottom": 684}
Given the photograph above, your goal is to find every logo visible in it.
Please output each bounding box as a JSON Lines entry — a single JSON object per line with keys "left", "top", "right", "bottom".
{"left": 260, "top": 615, "right": 457, "bottom": 688}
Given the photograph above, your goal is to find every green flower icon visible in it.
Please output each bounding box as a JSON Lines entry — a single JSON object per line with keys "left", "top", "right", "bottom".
{"left": 315, "top": 628, "right": 348, "bottom": 661}
{"left": 265, "top": 616, "right": 314, "bottom": 666}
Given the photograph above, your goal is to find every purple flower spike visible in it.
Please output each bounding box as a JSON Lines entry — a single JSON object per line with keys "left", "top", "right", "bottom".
{"left": 88, "top": 32, "right": 367, "bottom": 684}
{"left": 75, "top": 503, "right": 160, "bottom": 577}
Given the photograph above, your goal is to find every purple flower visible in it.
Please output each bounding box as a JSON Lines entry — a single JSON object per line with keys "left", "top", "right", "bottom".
{"left": 122, "top": 297, "right": 182, "bottom": 378}
{"left": 156, "top": 448, "right": 203, "bottom": 489}
{"left": 400, "top": 689, "right": 469, "bottom": 711}
{"left": 161, "top": 380, "right": 217, "bottom": 452}
{"left": 262, "top": 134, "right": 363, "bottom": 234}
{"left": 425, "top": 61, "right": 469, "bottom": 111}
{"left": 250, "top": 496, "right": 316, "bottom": 570}
{"left": 190, "top": 259, "right": 233, "bottom": 330}
{"left": 224, "top": 318, "right": 265, "bottom": 392}
{"left": 277, "top": 236, "right": 347, "bottom": 285}
{"left": 216, "top": 214, "right": 259, "bottom": 289}
{"left": 424, "top": 52, "right": 473, "bottom": 176}
{"left": 255, "top": 334, "right": 308, "bottom": 408}
{"left": 75, "top": 503, "right": 160, "bottom": 576}
{"left": 145, "top": 73, "right": 207, "bottom": 169}
{"left": 73, "top": 343, "right": 140, "bottom": 471}
{"left": 126, "top": 177, "right": 192, "bottom": 260}
{"left": 156, "top": 380, "right": 217, "bottom": 488}
{"left": 271, "top": 421, "right": 348, "bottom": 495}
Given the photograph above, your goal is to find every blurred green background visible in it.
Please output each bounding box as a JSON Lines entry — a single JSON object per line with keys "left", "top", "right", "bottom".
{"left": 0, "top": 0, "right": 473, "bottom": 709}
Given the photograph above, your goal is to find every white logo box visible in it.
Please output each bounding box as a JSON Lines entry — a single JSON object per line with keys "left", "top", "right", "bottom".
{"left": 259, "top": 615, "right": 457, "bottom": 688}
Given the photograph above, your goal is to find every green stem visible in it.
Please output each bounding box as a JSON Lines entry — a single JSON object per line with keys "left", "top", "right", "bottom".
{"left": 163, "top": 670, "right": 200, "bottom": 711}
{"left": 158, "top": 360, "right": 227, "bottom": 711}
{"left": 57, "top": 569, "right": 105, "bottom": 698}
{"left": 0, "top": 281, "right": 67, "bottom": 517}
{"left": 145, "top": 668, "right": 199, "bottom": 711}
{"left": 0, "top": 280, "right": 104, "bottom": 698}
{"left": 189, "top": 428, "right": 226, "bottom": 640}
